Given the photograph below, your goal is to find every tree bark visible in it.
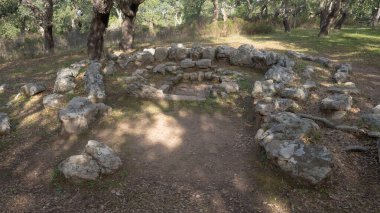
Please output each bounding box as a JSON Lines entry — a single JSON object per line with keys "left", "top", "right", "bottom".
{"left": 212, "top": 0, "right": 219, "bottom": 22}
{"left": 334, "top": 11, "right": 347, "bottom": 29}
{"left": 371, "top": 5, "right": 380, "bottom": 29}
{"left": 318, "top": 0, "right": 341, "bottom": 37}
{"left": 87, "top": 0, "right": 113, "bottom": 60}
{"left": 116, "top": 0, "right": 145, "bottom": 51}
{"left": 283, "top": 0, "right": 290, "bottom": 32}
{"left": 42, "top": 0, "right": 54, "bottom": 52}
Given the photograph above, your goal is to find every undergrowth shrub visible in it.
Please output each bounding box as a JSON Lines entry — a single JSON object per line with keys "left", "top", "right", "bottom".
{"left": 242, "top": 22, "right": 275, "bottom": 35}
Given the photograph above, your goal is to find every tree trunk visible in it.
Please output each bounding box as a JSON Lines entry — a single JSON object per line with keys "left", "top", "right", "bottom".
{"left": 283, "top": 17, "right": 290, "bottom": 32}
{"left": 212, "top": 0, "right": 219, "bottom": 22}
{"left": 318, "top": 0, "right": 341, "bottom": 37}
{"left": 371, "top": 5, "right": 380, "bottom": 29}
{"left": 119, "top": 4, "right": 139, "bottom": 51}
{"left": 334, "top": 11, "right": 347, "bottom": 29}
{"left": 87, "top": 8, "right": 112, "bottom": 60}
{"left": 283, "top": 0, "right": 290, "bottom": 32}
{"left": 43, "top": 0, "right": 54, "bottom": 53}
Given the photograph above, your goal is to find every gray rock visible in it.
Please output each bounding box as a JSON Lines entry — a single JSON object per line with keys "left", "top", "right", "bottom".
{"left": 202, "top": 47, "right": 216, "bottom": 60}
{"left": 315, "top": 57, "right": 333, "bottom": 68}
{"left": 195, "top": 59, "right": 212, "bottom": 69}
{"left": 143, "top": 48, "right": 155, "bottom": 55}
{"left": 327, "top": 82, "right": 359, "bottom": 94}
{"left": 189, "top": 45, "right": 204, "bottom": 60}
{"left": 126, "top": 83, "right": 164, "bottom": 99}
{"left": 265, "top": 66, "right": 295, "bottom": 83}
{"left": 102, "top": 60, "right": 116, "bottom": 75}
{"left": 220, "top": 81, "right": 239, "bottom": 93}
{"left": 0, "top": 84, "right": 7, "bottom": 93}
{"left": 302, "top": 66, "right": 314, "bottom": 79}
{"left": 320, "top": 94, "right": 352, "bottom": 111}
{"left": 85, "top": 140, "right": 122, "bottom": 174}
{"left": 229, "top": 44, "right": 256, "bottom": 67}
{"left": 54, "top": 67, "right": 80, "bottom": 93}
{"left": 361, "top": 114, "right": 380, "bottom": 129}
{"left": 255, "top": 98, "right": 301, "bottom": 115}
{"left": 168, "top": 43, "right": 189, "bottom": 61}
{"left": 255, "top": 112, "right": 333, "bottom": 184}
{"left": 180, "top": 59, "right": 195, "bottom": 69}
{"left": 280, "top": 87, "right": 309, "bottom": 101}
{"left": 302, "top": 80, "right": 317, "bottom": 90}
{"left": 154, "top": 47, "right": 169, "bottom": 61}
{"left": 0, "top": 113, "right": 10, "bottom": 135}
{"left": 198, "top": 71, "right": 205, "bottom": 81}
{"left": 133, "top": 51, "right": 155, "bottom": 65}
{"left": 333, "top": 71, "right": 349, "bottom": 84}
{"left": 21, "top": 83, "right": 46, "bottom": 96}
{"left": 373, "top": 105, "right": 380, "bottom": 114}
{"left": 70, "top": 60, "right": 88, "bottom": 69}
{"left": 330, "top": 111, "right": 347, "bottom": 120}
{"left": 252, "top": 80, "right": 280, "bottom": 98}
{"left": 84, "top": 62, "right": 106, "bottom": 102}
{"left": 58, "top": 154, "right": 100, "bottom": 181}
{"left": 336, "top": 63, "right": 352, "bottom": 74}
{"left": 58, "top": 97, "right": 111, "bottom": 134}
{"left": 153, "top": 64, "right": 167, "bottom": 74}
{"left": 252, "top": 51, "right": 294, "bottom": 68}
{"left": 132, "top": 69, "right": 148, "bottom": 77}
{"left": 216, "top": 45, "right": 235, "bottom": 59}
{"left": 43, "top": 94, "right": 66, "bottom": 110}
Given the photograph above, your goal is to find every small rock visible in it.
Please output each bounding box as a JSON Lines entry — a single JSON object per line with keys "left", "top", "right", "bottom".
{"left": 0, "top": 84, "right": 7, "bottom": 93}
{"left": 154, "top": 47, "right": 169, "bottom": 61}
{"left": 330, "top": 111, "right": 347, "bottom": 120}
{"left": 216, "top": 45, "right": 235, "bottom": 59}
{"left": 333, "top": 71, "right": 349, "bottom": 84}
{"left": 220, "top": 81, "right": 239, "bottom": 93}
{"left": 21, "top": 83, "right": 46, "bottom": 96}
{"left": 265, "top": 66, "right": 295, "bottom": 83}
{"left": 302, "top": 66, "right": 314, "bottom": 79}
{"left": 373, "top": 105, "right": 380, "bottom": 114}
{"left": 361, "top": 114, "right": 380, "bottom": 129}
{"left": 102, "top": 60, "right": 116, "bottom": 75}
{"left": 43, "top": 94, "right": 66, "bottom": 110}
{"left": 143, "top": 48, "right": 155, "bottom": 55}
{"left": 202, "top": 47, "right": 216, "bottom": 60}
{"left": 255, "top": 98, "right": 301, "bottom": 115}
{"left": 0, "top": 113, "right": 11, "bottom": 135}
{"left": 302, "top": 80, "right": 317, "bottom": 90}
{"left": 180, "top": 59, "right": 195, "bottom": 69}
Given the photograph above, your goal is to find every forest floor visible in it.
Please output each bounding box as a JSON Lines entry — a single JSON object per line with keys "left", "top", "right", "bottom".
{"left": 0, "top": 28, "right": 380, "bottom": 212}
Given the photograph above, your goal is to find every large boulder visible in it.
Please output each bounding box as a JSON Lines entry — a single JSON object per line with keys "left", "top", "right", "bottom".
{"left": 252, "top": 80, "right": 281, "bottom": 99}
{"left": 154, "top": 47, "right": 170, "bottom": 61}
{"left": 252, "top": 51, "right": 294, "bottom": 68}
{"left": 361, "top": 114, "right": 380, "bottom": 129}
{"left": 58, "top": 140, "right": 122, "bottom": 182}
{"left": 229, "top": 44, "right": 256, "bottom": 67}
{"left": 0, "top": 113, "right": 10, "bottom": 135}
{"left": 58, "top": 97, "right": 111, "bottom": 134}
{"left": 320, "top": 94, "right": 352, "bottom": 111}
{"left": 54, "top": 67, "right": 80, "bottom": 93}
{"left": 84, "top": 62, "right": 106, "bottom": 102}
{"left": 195, "top": 59, "right": 212, "bottom": 69}
{"left": 202, "top": 47, "right": 216, "bottom": 60}
{"left": 58, "top": 154, "right": 100, "bottom": 181}
{"left": 265, "top": 66, "right": 295, "bottom": 83}
{"left": 85, "top": 140, "right": 122, "bottom": 174}
{"left": 21, "top": 83, "right": 46, "bottom": 96}
{"left": 168, "top": 43, "right": 189, "bottom": 61}
{"left": 43, "top": 94, "right": 66, "bottom": 110}
{"left": 279, "top": 87, "right": 309, "bottom": 101}
{"left": 216, "top": 45, "right": 235, "bottom": 59}
{"left": 255, "top": 112, "right": 333, "bottom": 184}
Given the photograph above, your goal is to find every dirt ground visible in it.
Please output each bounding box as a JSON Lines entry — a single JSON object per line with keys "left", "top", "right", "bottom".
{"left": 0, "top": 44, "right": 380, "bottom": 212}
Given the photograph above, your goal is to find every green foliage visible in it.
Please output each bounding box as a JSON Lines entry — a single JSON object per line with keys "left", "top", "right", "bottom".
{"left": 0, "top": 20, "right": 20, "bottom": 39}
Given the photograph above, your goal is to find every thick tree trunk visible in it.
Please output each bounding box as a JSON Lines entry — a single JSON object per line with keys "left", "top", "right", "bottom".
{"left": 120, "top": 6, "right": 138, "bottom": 50}
{"left": 87, "top": 9, "right": 111, "bottom": 60}
{"left": 334, "top": 11, "right": 347, "bottom": 29}
{"left": 283, "top": 0, "right": 290, "bottom": 32}
{"left": 43, "top": 0, "right": 54, "bottom": 53}
{"left": 283, "top": 17, "right": 290, "bottom": 32}
{"left": 318, "top": 0, "right": 341, "bottom": 37}
{"left": 371, "top": 6, "right": 380, "bottom": 28}
{"left": 212, "top": 0, "right": 219, "bottom": 22}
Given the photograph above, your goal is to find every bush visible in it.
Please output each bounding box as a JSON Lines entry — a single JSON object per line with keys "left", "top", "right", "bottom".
{"left": 242, "top": 22, "right": 275, "bottom": 35}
